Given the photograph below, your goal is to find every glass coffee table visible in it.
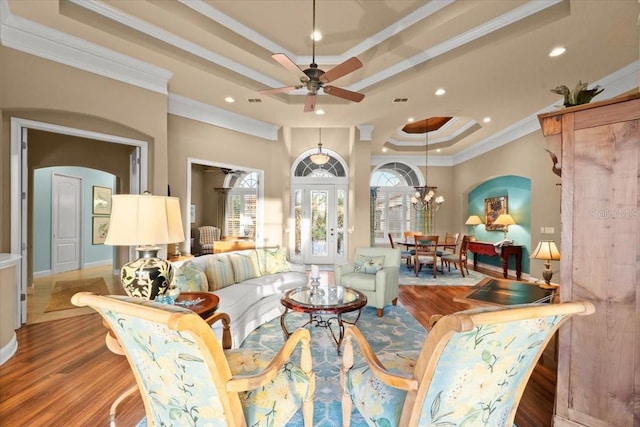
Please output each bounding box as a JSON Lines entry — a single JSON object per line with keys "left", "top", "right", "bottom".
{"left": 280, "top": 285, "right": 367, "bottom": 354}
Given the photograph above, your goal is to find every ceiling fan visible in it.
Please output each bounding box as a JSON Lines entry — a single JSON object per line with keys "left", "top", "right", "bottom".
{"left": 258, "top": 0, "right": 365, "bottom": 112}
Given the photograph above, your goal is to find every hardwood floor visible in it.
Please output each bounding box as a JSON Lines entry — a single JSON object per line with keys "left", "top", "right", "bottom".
{"left": 1, "top": 269, "right": 556, "bottom": 426}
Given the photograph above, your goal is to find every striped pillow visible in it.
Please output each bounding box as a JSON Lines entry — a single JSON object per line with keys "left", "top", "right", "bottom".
{"left": 204, "top": 256, "right": 235, "bottom": 291}
{"left": 228, "top": 253, "right": 260, "bottom": 283}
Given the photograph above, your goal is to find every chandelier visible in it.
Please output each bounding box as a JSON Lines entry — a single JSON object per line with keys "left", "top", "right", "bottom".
{"left": 310, "top": 128, "right": 329, "bottom": 165}
{"left": 403, "top": 117, "right": 448, "bottom": 234}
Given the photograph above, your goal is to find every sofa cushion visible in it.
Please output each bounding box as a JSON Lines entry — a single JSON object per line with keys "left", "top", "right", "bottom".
{"left": 228, "top": 253, "right": 260, "bottom": 283}
{"left": 354, "top": 254, "right": 385, "bottom": 274}
{"left": 173, "top": 261, "right": 208, "bottom": 292}
{"left": 262, "top": 247, "right": 290, "bottom": 274}
{"left": 213, "top": 283, "right": 265, "bottom": 325}
{"left": 340, "top": 272, "right": 377, "bottom": 291}
{"left": 242, "top": 271, "right": 307, "bottom": 295}
{"left": 204, "top": 256, "right": 235, "bottom": 291}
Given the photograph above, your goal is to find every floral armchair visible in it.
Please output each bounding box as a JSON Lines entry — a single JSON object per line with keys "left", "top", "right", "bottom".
{"left": 72, "top": 292, "right": 315, "bottom": 427}
{"left": 341, "top": 301, "right": 595, "bottom": 426}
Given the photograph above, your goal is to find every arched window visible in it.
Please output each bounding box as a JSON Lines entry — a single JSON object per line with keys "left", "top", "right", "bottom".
{"left": 371, "top": 163, "right": 421, "bottom": 243}
{"left": 226, "top": 172, "right": 258, "bottom": 237}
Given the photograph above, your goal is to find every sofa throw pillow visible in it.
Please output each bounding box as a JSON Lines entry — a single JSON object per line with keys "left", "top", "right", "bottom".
{"left": 354, "top": 255, "right": 385, "bottom": 274}
{"left": 263, "top": 247, "right": 290, "bottom": 275}
{"left": 173, "top": 261, "right": 208, "bottom": 292}
{"left": 204, "top": 256, "right": 235, "bottom": 291}
{"left": 228, "top": 253, "right": 260, "bottom": 283}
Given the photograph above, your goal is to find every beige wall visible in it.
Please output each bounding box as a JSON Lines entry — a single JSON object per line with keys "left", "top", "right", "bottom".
{"left": 0, "top": 45, "right": 169, "bottom": 253}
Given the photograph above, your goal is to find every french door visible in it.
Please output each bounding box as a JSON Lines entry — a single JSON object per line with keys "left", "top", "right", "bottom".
{"left": 292, "top": 184, "right": 347, "bottom": 266}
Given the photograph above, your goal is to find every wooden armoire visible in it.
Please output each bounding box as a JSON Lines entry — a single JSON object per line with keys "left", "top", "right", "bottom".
{"left": 538, "top": 92, "right": 639, "bottom": 427}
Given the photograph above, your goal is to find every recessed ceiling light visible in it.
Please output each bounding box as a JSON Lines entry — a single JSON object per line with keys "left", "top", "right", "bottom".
{"left": 224, "top": 96, "right": 235, "bottom": 103}
{"left": 407, "top": 117, "right": 415, "bottom": 122}
{"left": 315, "top": 109, "right": 325, "bottom": 115}
{"left": 382, "top": 147, "right": 388, "bottom": 153}
{"left": 436, "top": 149, "right": 441, "bottom": 153}
{"left": 311, "top": 31, "right": 322, "bottom": 41}
{"left": 549, "top": 46, "right": 566, "bottom": 57}
{"left": 435, "top": 88, "right": 446, "bottom": 96}
{"left": 483, "top": 117, "right": 491, "bottom": 123}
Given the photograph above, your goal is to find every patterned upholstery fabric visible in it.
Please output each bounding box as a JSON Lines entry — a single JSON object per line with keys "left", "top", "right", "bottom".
{"left": 204, "top": 255, "right": 235, "bottom": 290}
{"left": 228, "top": 253, "right": 261, "bottom": 283}
{"left": 353, "top": 255, "right": 385, "bottom": 274}
{"left": 262, "top": 247, "right": 290, "bottom": 274}
{"left": 344, "top": 307, "right": 571, "bottom": 427}
{"left": 199, "top": 226, "right": 221, "bottom": 255}
{"left": 172, "top": 260, "right": 208, "bottom": 291}
{"left": 92, "top": 296, "right": 313, "bottom": 427}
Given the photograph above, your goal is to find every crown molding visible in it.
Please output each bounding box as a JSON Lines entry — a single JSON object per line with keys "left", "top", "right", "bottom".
{"left": 0, "top": 0, "right": 171, "bottom": 94}
{"left": 168, "top": 94, "right": 280, "bottom": 141}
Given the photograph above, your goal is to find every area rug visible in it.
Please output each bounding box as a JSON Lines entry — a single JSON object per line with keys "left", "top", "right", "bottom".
{"left": 240, "top": 305, "right": 427, "bottom": 427}
{"left": 44, "top": 277, "right": 109, "bottom": 312}
{"left": 399, "top": 262, "right": 489, "bottom": 286}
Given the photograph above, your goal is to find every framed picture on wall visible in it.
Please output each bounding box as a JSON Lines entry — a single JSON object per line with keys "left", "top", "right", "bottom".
{"left": 92, "top": 216, "right": 110, "bottom": 245}
{"left": 485, "top": 196, "right": 508, "bottom": 230}
{"left": 92, "top": 186, "right": 112, "bottom": 215}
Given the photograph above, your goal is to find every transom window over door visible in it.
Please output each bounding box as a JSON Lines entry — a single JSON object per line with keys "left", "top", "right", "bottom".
{"left": 291, "top": 150, "right": 348, "bottom": 266}
{"left": 371, "top": 162, "right": 422, "bottom": 244}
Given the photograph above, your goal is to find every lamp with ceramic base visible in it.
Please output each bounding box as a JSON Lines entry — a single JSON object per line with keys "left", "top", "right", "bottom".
{"left": 493, "top": 214, "right": 515, "bottom": 240}
{"left": 105, "top": 193, "right": 185, "bottom": 300}
{"left": 465, "top": 215, "right": 482, "bottom": 240}
{"left": 530, "top": 240, "right": 561, "bottom": 289}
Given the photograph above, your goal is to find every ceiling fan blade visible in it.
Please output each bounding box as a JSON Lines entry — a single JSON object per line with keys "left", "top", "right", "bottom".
{"left": 258, "top": 85, "right": 301, "bottom": 95}
{"left": 320, "top": 57, "right": 363, "bottom": 83}
{"left": 303, "top": 94, "right": 317, "bottom": 112}
{"left": 272, "top": 53, "right": 305, "bottom": 76}
{"left": 323, "top": 86, "right": 365, "bottom": 103}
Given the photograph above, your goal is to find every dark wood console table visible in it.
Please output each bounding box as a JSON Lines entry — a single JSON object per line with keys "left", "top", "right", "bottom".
{"left": 467, "top": 241, "right": 523, "bottom": 280}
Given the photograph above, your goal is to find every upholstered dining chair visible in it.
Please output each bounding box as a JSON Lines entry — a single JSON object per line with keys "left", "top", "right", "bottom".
{"left": 341, "top": 300, "right": 595, "bottom": 427}
{"left": 437, "top": 232, "right": 460, "bottom": 270}
{"left": 414, "top": 235, "right": 439, "bottom": 278}
{"left": 440, "top": 234, "right": 471, "bottom": 277}
{"left": 388, "top": 233, "right": 412, "bottom": 267}
{"left": 72, "top": 292, "right": 315, "bottom": 427}
{"left": 335, "top": 247, "right": 401, "bottom": 317}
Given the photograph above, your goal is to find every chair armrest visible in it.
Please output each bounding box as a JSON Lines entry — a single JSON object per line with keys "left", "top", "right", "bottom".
{"left": 204, "top": 312, "right": 232, "bottom": 350}
{"left": 342, "top": 325, "right": 418, "bottom": 392}
{"left": 334, "top": 263, "right": 355, "bottom": 286}
{"left": 227, "top": 328, "right": 313, "bottom": 392}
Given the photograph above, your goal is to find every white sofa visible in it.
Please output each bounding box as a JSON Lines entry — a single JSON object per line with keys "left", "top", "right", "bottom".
{"left": 171, "top": 248, "right": 307, "bottom": 348}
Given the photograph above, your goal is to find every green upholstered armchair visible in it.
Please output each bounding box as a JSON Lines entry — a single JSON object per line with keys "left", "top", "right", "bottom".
{"left": 334, "top": 247, "right": 401, "bottom": 317}
{"left": 341, "top": 301, "right": 595, "bottom": 427}
{"left": 72, "top": 292, "right": 315, "bottom": 427}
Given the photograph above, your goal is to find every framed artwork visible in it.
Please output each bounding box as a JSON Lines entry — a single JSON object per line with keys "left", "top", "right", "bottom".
{"left": 485, "top": 196, "right": 508, "bottom": 231}
{"left": 92, "top": 186, "right": 112, "bottom": 215}
{"left": 92, "top": 216, "right": 110, "bottom": 245}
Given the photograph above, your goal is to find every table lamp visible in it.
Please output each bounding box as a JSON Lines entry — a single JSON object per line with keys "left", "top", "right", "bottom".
{"left": 493, "top": 214, "right": 515, "bottom": 239}
{"left": 105, "top": 193, "right": 185, "bottom": 300}
{"left": 530, "top": 240, "right": 561, "bottom": 289}
{"left": 465, "top": 215, "right": 482, "bottom": 240}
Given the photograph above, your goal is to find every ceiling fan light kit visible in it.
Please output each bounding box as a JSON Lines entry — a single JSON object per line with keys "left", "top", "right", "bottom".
{"left": 257, "top": 0, "right": 365, "bottom": 112}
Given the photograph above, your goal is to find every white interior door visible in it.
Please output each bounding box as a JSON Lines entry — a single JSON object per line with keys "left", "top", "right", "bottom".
{"left": 296, "top": 184, "right": 347, "bottom": 265}
{"left": 52, "top": 173, "right": 82, "bottom": 273}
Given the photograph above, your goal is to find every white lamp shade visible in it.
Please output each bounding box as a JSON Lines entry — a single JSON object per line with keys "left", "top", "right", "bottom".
{"left": 465, "top": 215, "right": 482, "bottom": 225}
{"left": 531, "top": 240, "right": 561, "bottom": 261}
{"left": 493, "top": 214, "right": 515, "bottom": 226}
{"left": 105, "top": 194, "right": 185, "bottom": 246}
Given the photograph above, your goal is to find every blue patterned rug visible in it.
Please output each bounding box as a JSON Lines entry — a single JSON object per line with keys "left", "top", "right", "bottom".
{"left": 240, "top": 305, "right": 427, "bottom": 426}
{"left": 399, "top": 262, "right": 488, "bottom": 286}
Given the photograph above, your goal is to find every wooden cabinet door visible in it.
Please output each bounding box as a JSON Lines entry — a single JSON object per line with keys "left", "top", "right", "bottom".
{"left": 545, "top": 94, "right": 640, "bottom": 427}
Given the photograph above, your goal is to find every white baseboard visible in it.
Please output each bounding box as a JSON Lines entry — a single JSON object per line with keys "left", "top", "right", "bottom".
{"left": 0, "top": 333, "right": 18, "bottom": 366}
{"left": 471, "top": 261, "right": 530, "bottom": 281}
{"left": 83, "top": 259, "right": 112, "bottom": 269}
{"left": 33, "top": 269, "right": 52, "bottom": 278}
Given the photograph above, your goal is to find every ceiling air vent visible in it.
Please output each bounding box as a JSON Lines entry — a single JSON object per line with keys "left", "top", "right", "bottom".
{"left": 248, "top": 98, "right": 262, "bottom": 103}
{"left": 392, "top": 98, "right": 408, "bottom": 103}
